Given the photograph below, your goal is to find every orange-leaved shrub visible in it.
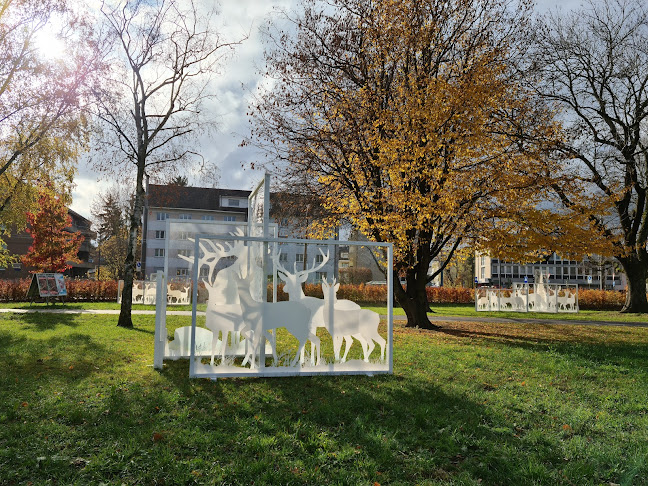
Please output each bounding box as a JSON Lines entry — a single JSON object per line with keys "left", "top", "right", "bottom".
{"left": 0, "top": 278, "right": 30, "bottom": 301}
{"left": 0, "top": 278, "right": 119, "bottom": 302}
{"left": 577, "top": 289, "right": 625, "bottom": 311}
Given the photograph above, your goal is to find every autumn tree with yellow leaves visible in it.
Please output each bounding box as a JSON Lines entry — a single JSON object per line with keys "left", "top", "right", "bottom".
{"left": 0, "top": 0, "right": 103, "bottom": 266}
{"left": 249, "top": 0, "right": 591, "bottom": 328}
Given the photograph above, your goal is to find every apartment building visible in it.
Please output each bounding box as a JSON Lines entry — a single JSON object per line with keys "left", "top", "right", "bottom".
{"left": 475, "top": 252, "right": 625, "bottom": 290}
{"left": 142, "top": 184, "right": 336, "bottom": 282}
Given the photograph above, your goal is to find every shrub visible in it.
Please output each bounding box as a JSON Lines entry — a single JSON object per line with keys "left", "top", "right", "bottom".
{"left": 0, "top": 278, "right": 30, "bottom": 301}
{"left": 0, "top": 278, "right": 119, "bottom": 302}
{"left": 577, "top": 289, "right": 625, "bottom": 311}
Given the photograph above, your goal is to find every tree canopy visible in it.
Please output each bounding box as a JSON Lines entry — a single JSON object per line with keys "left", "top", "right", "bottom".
{"left": 0, "top": 0, "right": 102, "bottom": 266}
{"left": 22, "top": 187, "right": 83, "bottom": 273}
{"left": 250, "top": 0, "right": 572, "bottom": 328}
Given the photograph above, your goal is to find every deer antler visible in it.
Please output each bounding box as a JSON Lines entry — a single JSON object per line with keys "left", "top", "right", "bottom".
{"left": 300, "top": 248, "right": 329, "bottom": 278}
{"left": 270, "top": 248, "right": 291, "bottom": 278}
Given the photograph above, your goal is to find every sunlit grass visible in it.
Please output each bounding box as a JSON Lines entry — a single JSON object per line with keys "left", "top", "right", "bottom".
{"left": 3, "top": 301, "right": 647, "bottom": 324}
{"left": 1, "top": 312, "right": 647, "bottom": 484}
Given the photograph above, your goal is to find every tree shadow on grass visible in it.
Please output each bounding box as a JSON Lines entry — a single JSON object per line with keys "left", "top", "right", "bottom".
{"left": 437, "top": 322, "right": 648, "bottom": 371}
{"left": 4, "top": 311, "right": 82, "bottom": 331}
{"left": 150, "top": 362, "right": 565, "bottom": 485}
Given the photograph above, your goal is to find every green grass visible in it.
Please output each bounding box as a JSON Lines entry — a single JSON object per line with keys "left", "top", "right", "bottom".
{"left": 1, "top": 313, "right": 648, "bottom": 485}
{"left": 0, "top": 301, "right": 197, "bottom": 312}
{"left": 363, "top": 304, "right": 648, "bottom": 323}
{"left": 4, "top": 301, "right": 648, "bottom": 324}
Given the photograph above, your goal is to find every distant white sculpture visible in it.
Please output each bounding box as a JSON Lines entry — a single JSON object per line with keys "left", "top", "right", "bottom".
{"left": 476, "top": 268, "right": 577, "bottom": 313}
{"left": 131, "top": 281, "right": 156, "bottom": 304}
{"left": 557, "top": 289, "right": 577, "bottom": 311}
{"left": 322, "top": 279, "right": 385, "bottom": 363}
{"left": 534, "top": 269, "right": 548, "bottom": 311}
{"left": 168, "top": 285, "right": 191, "bottom": 304}
{"left": 132, "top": 283, "right": 144, "bottom": 303}
{"left": 235, "top": 273, "right": 314, "bottom": 368}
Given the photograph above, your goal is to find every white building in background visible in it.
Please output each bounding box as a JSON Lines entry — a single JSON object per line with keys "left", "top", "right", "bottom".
{"left": 141, "top": 183, "right": 335, "bottom": 282}
{"left": 475, "top": 252, "right": 625, "bottom": 290}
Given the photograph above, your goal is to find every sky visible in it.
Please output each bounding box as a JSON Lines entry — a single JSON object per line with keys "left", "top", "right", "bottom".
{"left": 68, "top": 0, "right": 586, "bottom": 220}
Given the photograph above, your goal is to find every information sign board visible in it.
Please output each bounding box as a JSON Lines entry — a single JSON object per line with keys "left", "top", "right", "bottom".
{"left": 26, "top": 273, "right": 67, "bottom": 299}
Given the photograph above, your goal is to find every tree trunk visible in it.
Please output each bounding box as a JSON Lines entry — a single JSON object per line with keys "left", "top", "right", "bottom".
{"left": 618, "top": 255, "right": 648, "bottom": 313}
{"left": 394, "top": 278, "right": 439, "bottom": 329}
{"left": 117, "top": 164, "right": 146, "bottom": 328}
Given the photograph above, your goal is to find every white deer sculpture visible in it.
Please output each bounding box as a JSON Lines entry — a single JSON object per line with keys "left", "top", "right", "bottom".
{"left": 178, "top": 230, "right": 254, "bottom": 366}
{"left": 271, "top": 248, "right": 360, "bottom": 365}
{"left": 234, "top": 273, "right": 313, "bottom": 368}
{"left": 321, "top": 279, "right": 386, "bottom": 363}
{"left": 167, "top": 285, "right": 191, "bottom": 304}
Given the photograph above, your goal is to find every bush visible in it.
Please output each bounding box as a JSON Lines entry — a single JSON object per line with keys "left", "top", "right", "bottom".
{"left": 0, "top": 278, "right": 30, "bottom": 301}
{"left": 426, "top": 286, "right": 474, "bottom": 304}
{"left": 578, "top": 289, "right": 625, "bottom": 311}
{"left": 66, "top": 279, "right": 118, "bottom": 301}
{"left": 0, "top": 278, "right": 119, "bottom": 302}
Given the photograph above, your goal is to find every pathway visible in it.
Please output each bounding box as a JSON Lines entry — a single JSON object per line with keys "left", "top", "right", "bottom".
{"left": 1, "top": 307, "right": 647, "bottom": 328}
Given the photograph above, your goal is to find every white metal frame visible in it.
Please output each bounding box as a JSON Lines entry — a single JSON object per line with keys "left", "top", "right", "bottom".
{"left": 185, "top": 234, "right": 393, "bottom": 379}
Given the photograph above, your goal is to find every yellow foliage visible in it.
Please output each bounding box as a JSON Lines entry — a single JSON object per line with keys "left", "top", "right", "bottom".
{"left": 254, "top": 0, "right": 610, "bottom": 276}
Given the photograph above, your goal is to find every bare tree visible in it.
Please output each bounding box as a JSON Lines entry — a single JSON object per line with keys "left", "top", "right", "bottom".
{"left": 96, "top": 0, "right": 244, "bottom": 328}
{"left": 531, "top": 0, "right": 648, "bottom": 312}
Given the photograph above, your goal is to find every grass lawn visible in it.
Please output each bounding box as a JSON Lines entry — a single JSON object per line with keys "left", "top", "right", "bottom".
{"left": 362, "top": 304, "right": 648, "bottom": 323}
{"left": 3, "top": 301, "right": 648, "bottom": 325}
{"left": 1, "top": 312, "right": 647, "bottom": 485}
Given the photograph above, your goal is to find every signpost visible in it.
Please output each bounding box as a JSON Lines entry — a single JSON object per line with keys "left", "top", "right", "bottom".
{"left": 26, "top": 273, "right": 67, "bottom": 304}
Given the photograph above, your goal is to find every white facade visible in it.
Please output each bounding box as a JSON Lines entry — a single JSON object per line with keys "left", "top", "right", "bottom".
{"left": 142, "top": 185, "right": 335, "bottom": 282}
{"left": 475, "top": 252, "right": 625, "bottom": 290}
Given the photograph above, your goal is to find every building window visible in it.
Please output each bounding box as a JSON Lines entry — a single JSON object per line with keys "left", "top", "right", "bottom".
{"left": 315, "top": 271, "right": 327, "bottom": 282}
{"left": 228, "top": 198, "right": 240, "bottom": 207}
{"left": 202, "top": 215, "right": 215, "bottom": 221}
{"left": 154, "top": 248, "right": 165, "bottom": 257}
{"left": 224, "top": 215, "right": 236, "bottom": 222}
{"left": 176, "top": 268, "right": 188, "bottom": 277}
{"left": 177, "top": 249, "right": 192, "bottom": 258}
{"left": 156, "top": 212, "right": 169, "bottom": 220}
{"left": 295, "top": 254, "right": 304, "bottom": 263}
{"left": 199, "top": 267, "right": 209, "bottom": 278}
{"left": 155, "top": 230, "right": 165, "bottom": 239}
{"left": 480, "top": 267, "right": 485, "bottom": 279}
{"left": 179, "top": 213, "right": 192, "bottom": 220}
{"left": 316, "top": 254, "right": 325, "bottom": 263}
{"left": 178, "top": 232, "right": 191, "bottom": 240}
{"left": 279, "top": 253, "right": 288, "bottom": 262}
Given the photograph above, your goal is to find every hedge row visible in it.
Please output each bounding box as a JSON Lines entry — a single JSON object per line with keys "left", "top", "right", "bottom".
{"left": 0, "top": 278, "right": 118, "bottom": 302}
{"left": 282, "top": 283, "right": 473, "bottom": 305}
{"left": 0, "top": 278, "right": 631, "bottom": 310}
{"left": 577, "top": 289, "right": 625, "bottom": 311}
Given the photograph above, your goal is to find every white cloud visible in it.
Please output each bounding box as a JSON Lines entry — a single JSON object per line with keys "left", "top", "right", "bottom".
{"left": 72, "top": 0, "right": 597, "bottom": 221}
